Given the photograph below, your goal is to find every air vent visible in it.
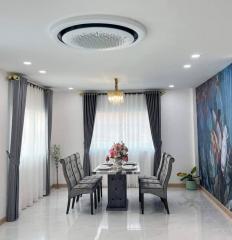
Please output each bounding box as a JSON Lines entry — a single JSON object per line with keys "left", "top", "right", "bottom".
{"left": 50, "top": 15, "right": 146, "bottom": 51}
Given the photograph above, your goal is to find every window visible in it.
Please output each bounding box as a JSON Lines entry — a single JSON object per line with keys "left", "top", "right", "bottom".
{"left": 90, "top": 94, "right": 154, "bottom": 186}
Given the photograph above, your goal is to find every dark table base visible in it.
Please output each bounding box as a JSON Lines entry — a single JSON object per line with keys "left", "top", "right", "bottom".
{"left": 107, "top": 174, "right": 128, "bottom": 211}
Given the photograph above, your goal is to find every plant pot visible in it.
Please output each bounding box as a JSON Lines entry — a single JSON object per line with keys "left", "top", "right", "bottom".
{"left": 185, "top": 180, "right": 197, "bottom": 190}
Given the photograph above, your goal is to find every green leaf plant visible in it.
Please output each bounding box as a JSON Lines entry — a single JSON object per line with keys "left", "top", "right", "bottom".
{"left": 177, "top": 166, "right": 199, "bottom": 181}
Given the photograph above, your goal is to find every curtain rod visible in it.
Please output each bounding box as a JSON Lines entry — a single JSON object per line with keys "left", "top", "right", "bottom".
{"left": 27, "top": 81, "right": 45, "bottom": 91}
{"left": 79, "top": 90, "right": 165, "bottom": 96}
{"left": 8, "top": 73, "right": 51, "bottom": 91}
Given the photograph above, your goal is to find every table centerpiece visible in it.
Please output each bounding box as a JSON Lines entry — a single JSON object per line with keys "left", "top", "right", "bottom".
{"left": 106, "top": 142, "right": 128, "bottom": 168}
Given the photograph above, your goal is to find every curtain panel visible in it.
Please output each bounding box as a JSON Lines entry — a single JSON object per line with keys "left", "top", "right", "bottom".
{"left": 44, "top": 89, "right": 53, "bottom": 196}
{"left": 19, "top": 85, "right": 47, "bottom": 210}
{"left": 83, "top": 93, "right": 97, "bottom": 176}
{"left": 90, "top": 94, "right": 154, "bottom": 187}
{"left": 6, "top": 77, "right": 27, "bottom": 222}
{"left": 145, "top": 91, "right": 162, "bottom": 175}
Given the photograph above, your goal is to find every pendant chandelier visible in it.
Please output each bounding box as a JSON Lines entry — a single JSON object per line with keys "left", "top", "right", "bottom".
{"left": 107, "top": 78, "right": 124, "bottom": 104}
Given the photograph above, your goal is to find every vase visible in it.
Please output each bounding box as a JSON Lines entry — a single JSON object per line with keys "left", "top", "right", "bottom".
{"left": 113, "top": 158, "right": 122, "bottom": 169}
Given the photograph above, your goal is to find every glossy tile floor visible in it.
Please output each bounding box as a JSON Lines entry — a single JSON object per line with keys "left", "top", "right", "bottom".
{"left": 0, "top": 188, "right": 232, "bottom": 240}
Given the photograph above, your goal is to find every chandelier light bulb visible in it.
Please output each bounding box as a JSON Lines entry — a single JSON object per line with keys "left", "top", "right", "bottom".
{"left": 107, "top": 78, "right": 124, "bottom": 104}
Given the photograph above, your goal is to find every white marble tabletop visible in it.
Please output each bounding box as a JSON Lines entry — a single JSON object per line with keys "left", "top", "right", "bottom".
{"left": 92, "top": 163, "right": 140, "bottom": 175}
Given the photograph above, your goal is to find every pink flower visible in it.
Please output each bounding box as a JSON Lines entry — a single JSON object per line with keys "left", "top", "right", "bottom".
{"left": 123, "top": 155, "right": 128, "bottom": 162}
{"left": 107, "top": 142, "right": 128, "bottom": 161}
{"left": 109, "top": 149, "right": 117, "bottom": 158}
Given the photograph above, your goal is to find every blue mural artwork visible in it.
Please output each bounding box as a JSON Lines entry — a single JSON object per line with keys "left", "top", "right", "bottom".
{"left": 196, "top": 64, "right": 232, "bottom": 211}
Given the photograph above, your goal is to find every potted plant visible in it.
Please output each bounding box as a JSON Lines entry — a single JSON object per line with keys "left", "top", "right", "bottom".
{"left": 51, "top": 144, "right": 61, "bottom": 189}
{"left": 177, "top": 167, "right": 199, "bottom": 190}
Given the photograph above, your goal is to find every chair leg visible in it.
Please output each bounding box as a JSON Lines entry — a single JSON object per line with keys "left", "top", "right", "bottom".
{"left": 94, "top": 190, "right": 97, "bottom": 209}
{"left": 72, "top": 197, "right": 75, "bottom": 209}
{"left": 66, "top": 198, "right": 71, "bottom": 214}
{"left": 76, "top": 195, "right": 79, "bottom": 202}
{"left": 100, "top": 182, "right": 102, "bottom": 198}
{"left": 141, "top": 193, "right": 144, "bottom": 214}
{"left": 90, "top": 193, "right": 94, "bottom": 215}
{"left": 161, "top": 198, "right": 170, "bottom": 214}
{"left": 139, "top": 185, "right": 141, "bottom": 202}
{"left": 97, "top": 185, "right": 100, "bottom": 202}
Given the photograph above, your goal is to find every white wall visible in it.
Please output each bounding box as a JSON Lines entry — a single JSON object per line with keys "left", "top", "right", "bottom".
{"left": 51, "top": 92, "right": 84, "bottom": 184}
{"left": 52, "top": 89, "right": 196, "bottom": 184}
{"left": 161, "top": 88, "right": 196, "bottom": 183}
{"left": 0, "top": 70, "right": 9, "bottom": 219}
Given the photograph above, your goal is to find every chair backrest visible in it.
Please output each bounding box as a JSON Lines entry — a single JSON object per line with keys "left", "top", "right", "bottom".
{"left": 60, "top": 157, "right": 77, "bottom": 190}
{"left": 75, "top": 153, "right": 85, "bottom": 178}
{"left": 70, "top": 154, "right": 81, "bottom": 182}
{"left": 156, "top": 152, "right": 167, "bottom": 179}
{"left": 159, "top": 154, "right": 175, "bottom": 188}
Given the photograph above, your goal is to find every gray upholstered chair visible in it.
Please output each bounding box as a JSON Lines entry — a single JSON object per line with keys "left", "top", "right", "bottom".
{"left": 75, "top": 152, "right": 103, "bottom": 197}
{"left": 70, "top": 153, "right": 102, "bottom": 203}
{"left": 138, "top": 153, "right": 167, "bottom": 202}
{"left": 138, "top": 152, "right": 167, "bottom": 183}
{"left": 139, "top": 154, "right": 175, "bottom": 214}
{"left": 60, "top": 156, "right": 99, "bottom": 215}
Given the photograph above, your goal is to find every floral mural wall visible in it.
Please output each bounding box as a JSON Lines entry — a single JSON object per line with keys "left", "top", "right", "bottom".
{"left": 196, "top": 64, "right": 232, "bottom": 211}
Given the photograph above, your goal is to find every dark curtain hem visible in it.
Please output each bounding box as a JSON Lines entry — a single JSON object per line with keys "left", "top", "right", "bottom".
{"left": 145, "top": 91, "right": 162, "bottom": 176}
{"left": 83, "top": 93, "right": 97, "bottom": 176}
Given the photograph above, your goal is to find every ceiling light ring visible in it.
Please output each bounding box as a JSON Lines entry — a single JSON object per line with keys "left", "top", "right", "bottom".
{"left": 57, "top": 23, "right": 139, "bottom": 45}
{"left": 50, "top": 15, "right": 146, "bottom": 51}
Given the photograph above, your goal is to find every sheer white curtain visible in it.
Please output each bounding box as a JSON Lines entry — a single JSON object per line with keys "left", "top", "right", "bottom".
{"left": 19, "top": 85, "right": 47, "bottom": 209}
{"left": 90, "top": 94, "right": 154, "bottom": 187}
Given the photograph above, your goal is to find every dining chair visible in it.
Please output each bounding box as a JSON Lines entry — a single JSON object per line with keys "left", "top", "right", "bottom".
{"left": 60, "top": 156, "right": 98, "bottom": 215}
{"left": 138, "top": 152, "right": 167, "bottom": 182}
{"left": 138, "top": 153, "right": 167, "bottom": 202}
{"left": 139, "top": 154, "right": 175, "bottom": 214}
{"left": 74, "top": 153, "right": 103, "bottom": 198}
{"left": 70, "top": 153, "right": 102, "bottom": 203}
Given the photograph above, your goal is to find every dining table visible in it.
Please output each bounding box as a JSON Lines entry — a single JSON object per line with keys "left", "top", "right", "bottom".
{"left": 92, "top": 162, "right": 140, "bottom": 211}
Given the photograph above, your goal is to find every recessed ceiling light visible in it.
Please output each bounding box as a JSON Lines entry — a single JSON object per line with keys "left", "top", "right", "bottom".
{"left": 169, "top": 84, "right": 175, "bottom": 88}
{"left": 183, "top": 64, "right": 191, "bottom": 69}
{"left": 68, "top": 87, "right": 74, "bottom": 90}
{"left": 191, "top": 54, "right": 200, "bottom": 59}
{"left": 39, "top": 70, "right": 47, "bottom": 74}
{"left": 23, "top": 61, "right": 32, "bottom": 65}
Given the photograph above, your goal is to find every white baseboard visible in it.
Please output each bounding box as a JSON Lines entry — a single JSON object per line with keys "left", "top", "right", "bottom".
{"left": 200, "top": 186, "right": 232, "bottom": 219}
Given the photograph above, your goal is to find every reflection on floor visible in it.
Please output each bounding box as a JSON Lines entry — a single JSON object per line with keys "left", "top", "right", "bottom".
{"left": 0, "top": 188, "right": 232, "bottom": 240}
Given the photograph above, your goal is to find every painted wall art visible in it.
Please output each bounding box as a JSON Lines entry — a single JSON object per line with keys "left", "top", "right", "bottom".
{"left": 196, "top": 64, "right": 232, "bottom": 210}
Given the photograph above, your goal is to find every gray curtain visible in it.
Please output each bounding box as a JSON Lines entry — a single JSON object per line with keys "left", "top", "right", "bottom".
{"left": 44, "top": 89, "right": 53, "bottom": 196}
{"left": 145, "top": 91, "right": 162, "bottom": 175}
{"left": 6, "top": 77, "right": 27, "bottom": 222}
{"left": 83, "top": 93, "right": 97, "bottom": 176}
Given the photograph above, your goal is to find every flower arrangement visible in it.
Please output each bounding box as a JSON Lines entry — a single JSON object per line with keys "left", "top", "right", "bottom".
{"left": 106, "top": 142, "right": 128, "bottom": 164}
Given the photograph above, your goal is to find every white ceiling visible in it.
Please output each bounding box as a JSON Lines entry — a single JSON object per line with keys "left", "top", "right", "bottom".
{"left": 0, "top": 0, "right": 232, "bottom": 90}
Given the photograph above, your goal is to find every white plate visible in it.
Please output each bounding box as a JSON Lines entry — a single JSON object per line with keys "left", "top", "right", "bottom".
{"left": 122, "top": 165, "right": 137, "bottom": 170}
{"left": 102, "top": 163, "right": 113, "bottom": 166}
{"left": 123, "top": 162, "right": 137, "bottom": 166}
{"left": 97, "top": 165, "right": 112, "bottom": 170}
